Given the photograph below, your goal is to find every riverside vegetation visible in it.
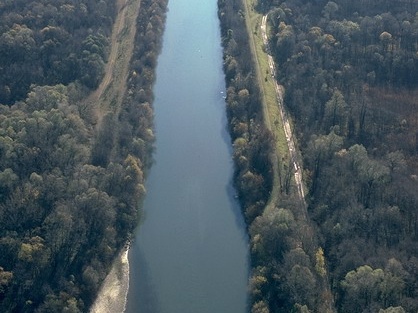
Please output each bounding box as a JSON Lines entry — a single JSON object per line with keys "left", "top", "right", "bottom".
{"left": 2, "top": 0, "right": 418, "bottom": 312}
{"left": 0, "top": 0, "right": 168, "bottom": 311}
{"left": 220, "top": 0, "right": 418, "bottom": 312}
{"left": 219, "top": 0, "right": 332, "bottom": 312}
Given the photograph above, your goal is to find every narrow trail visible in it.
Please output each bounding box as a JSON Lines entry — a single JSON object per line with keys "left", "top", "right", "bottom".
{"left": 86, "top": 0, "right": 141, "bottom": 125}
{"left": 260, "top": 15, "right": 306, "bottom": 209}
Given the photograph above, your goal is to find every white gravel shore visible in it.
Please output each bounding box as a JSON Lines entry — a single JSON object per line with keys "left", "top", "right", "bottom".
{"left": 90, "top": 244, "right": 130, "bottom": 313}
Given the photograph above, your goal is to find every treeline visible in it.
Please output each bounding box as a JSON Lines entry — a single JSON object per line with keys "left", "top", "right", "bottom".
{"left": 218, "top": 3, "right": 275, "bottom": 309}
{"left": 257, "top": 0, "right": 418, "bottom": 311}
{"left": 219, "top": 1, "right": 331, "bottom": 312}
{"left": 0, "top": 0, "right": 168, "bottom": 312}
{"left": 0, "top": 0, "right": 116, "bottom": 104}
{"left": 117, "top": 0, "right": 168, "bottom": 169}
{"left": 219, "top": 0, "right": 273, "bottom": 225}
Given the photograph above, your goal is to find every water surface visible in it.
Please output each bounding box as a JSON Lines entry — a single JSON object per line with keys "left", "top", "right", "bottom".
{"left": 125, "top": 0, "right": 249, "bottom": 312}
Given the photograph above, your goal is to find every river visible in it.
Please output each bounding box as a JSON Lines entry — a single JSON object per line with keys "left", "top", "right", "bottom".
{"left": 124, "top": 0, "right": 249, "bottom": 312}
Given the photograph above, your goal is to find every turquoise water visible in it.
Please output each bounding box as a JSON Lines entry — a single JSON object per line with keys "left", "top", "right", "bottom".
{"left": 124, "top": 0, "right": 249, "bottom": 312}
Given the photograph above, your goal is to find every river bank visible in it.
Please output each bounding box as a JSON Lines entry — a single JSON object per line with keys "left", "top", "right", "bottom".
{"left": 88, "top": 0, "right": 168, "bottom": 308}
{"left": 89, "top": 244, "right": 130, "bottom": 313}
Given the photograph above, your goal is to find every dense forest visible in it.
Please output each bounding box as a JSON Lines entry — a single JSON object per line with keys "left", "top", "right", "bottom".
{"left": 0, "top": 0, "right": 167, "bottom": 312}
{"left": 269, "top": 0, "right": 418, "bottom": 311}
{"left": 221, "top": 0, "right": 418, "bottom": 312}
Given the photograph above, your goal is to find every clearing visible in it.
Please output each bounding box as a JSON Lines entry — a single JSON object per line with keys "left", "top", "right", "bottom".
{"left": 85, "top": 0, "right": 141, "bottom": 126}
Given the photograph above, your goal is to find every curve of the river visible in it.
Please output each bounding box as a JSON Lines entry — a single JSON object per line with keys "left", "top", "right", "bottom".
{"left": 124, "top": 0, "right": 249, "bottom": 312}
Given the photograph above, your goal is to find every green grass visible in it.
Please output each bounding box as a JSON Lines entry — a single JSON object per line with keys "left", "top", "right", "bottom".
{"left": 242, "top": 0, "right": 290, "bottom": 204}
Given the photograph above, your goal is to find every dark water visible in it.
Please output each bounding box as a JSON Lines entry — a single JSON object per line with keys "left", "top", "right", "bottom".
{"left": 124, "top": 0, "right": 249, "bottom": 312}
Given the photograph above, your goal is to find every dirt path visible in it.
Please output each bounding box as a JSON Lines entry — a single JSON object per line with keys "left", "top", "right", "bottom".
{"left": 243, "top": 1, "right": 305, "bottom": 212}
{"left": 260, "top": 15, "right": 306, "bottom": 205}
{"left": 86, "top": 0, "right": 141, "bottom": 124}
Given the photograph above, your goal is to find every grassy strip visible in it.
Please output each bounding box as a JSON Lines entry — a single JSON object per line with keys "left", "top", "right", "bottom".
{"left": 242, "top": 0, "right": 289, "bottom": 203}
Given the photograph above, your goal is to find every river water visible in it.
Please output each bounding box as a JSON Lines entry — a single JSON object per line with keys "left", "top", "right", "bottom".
{"left": 124, "top": 0, "right": 249, "bottom": 312}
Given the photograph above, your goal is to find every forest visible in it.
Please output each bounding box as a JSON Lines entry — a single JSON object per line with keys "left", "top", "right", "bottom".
{"left": 220, "top": 0, "right": 418, "bottom": 312}
{"left": 0, "top": 0, "right": 167, "bottom": 312}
